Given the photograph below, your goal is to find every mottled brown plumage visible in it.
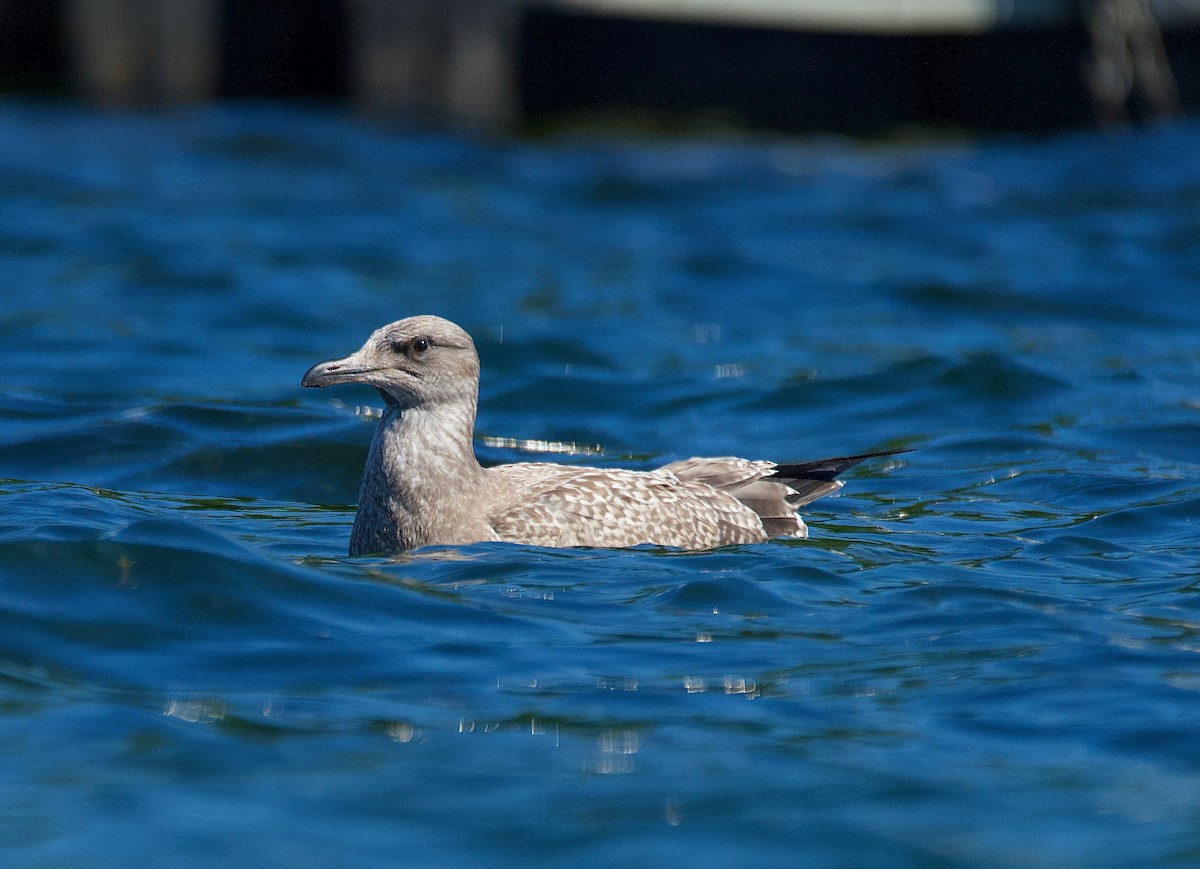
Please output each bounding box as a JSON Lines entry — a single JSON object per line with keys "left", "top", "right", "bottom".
{"left": 302, "top": 316, "right": 905, "bottom": 555}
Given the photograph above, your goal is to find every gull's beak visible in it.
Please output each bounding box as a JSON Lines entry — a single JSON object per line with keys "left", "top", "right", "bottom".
{"left": 301, "top": 352, "right": 376, "bottom": 388}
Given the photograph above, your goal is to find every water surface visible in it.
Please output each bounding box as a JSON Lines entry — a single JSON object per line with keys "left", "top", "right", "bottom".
{"left": 2, "top": 103, "right": 1199, "bottom": 867}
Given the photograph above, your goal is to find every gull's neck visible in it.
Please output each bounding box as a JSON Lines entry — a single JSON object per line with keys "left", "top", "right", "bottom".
{"left": 350, "top": 395, "right": 487, "bottom": 554}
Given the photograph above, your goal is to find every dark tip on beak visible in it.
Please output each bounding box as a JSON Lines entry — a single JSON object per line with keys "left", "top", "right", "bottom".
{"left": 301, "top": 362, "right": 329, "bottom": 388}
{"left": 302, "top": 357, "right": 370, "bottom": 388}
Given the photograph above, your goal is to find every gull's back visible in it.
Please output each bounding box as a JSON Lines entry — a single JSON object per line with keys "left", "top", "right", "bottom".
{"left": 480, "top": 449, "right": 907, "bottom": 550}
{"left": 484, "top": 462, "right": 769, "bottom": 549}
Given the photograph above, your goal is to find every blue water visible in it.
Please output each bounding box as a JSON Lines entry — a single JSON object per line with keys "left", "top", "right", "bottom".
{"left": 2, "top": 101, "right": 1199, "bottom": 867}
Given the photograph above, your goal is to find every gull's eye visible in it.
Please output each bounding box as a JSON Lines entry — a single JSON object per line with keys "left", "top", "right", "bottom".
{"left": 412, "top": 337, "right": 431, "bottom": 354}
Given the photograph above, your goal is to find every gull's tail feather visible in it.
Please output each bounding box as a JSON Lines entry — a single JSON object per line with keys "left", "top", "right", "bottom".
{"left": 770, "top": 448, "right": 913, "bottom": 483}
{"left": 770, "top": 448, "right": 912, "bottom": 508}
{"left": 659, "top": 449, "right": 910, "bottom": 540}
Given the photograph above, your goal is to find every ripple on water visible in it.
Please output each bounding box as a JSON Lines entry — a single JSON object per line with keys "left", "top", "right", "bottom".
{"left": 2, "top": 107, "right": 1200, "bottom": 867}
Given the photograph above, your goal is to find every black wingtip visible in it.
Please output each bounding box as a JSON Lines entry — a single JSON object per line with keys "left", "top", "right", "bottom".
{"left": 771, "top": 448, "right": 914, "bottom": 482}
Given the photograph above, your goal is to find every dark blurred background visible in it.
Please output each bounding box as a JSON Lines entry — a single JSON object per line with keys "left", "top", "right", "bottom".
{"left": 0, "top": 0, "right": 1196, "bottom": 133}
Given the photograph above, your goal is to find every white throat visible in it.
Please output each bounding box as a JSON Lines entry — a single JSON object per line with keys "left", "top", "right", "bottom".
{"left": 349, "top": 396, "right": 486, "bottom": 554}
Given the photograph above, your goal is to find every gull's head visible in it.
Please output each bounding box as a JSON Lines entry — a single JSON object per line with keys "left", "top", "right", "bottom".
{"left": 302, "top": 315, "right": 479, "bottom": 409}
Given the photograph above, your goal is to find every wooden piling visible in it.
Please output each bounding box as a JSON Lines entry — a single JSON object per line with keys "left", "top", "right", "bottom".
{"left": 349, "top": 0, "right": 522, "bottom": 128}
{"left": 444, "top": 0, "right": 522, "bottom": 128}
{"left": 63, "top": 0, "right": 220, "bottom": 105}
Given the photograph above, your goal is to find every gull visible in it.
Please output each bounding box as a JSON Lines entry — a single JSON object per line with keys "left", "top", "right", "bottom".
{"left": 302, "top": 316, "right": 905, "bottom": 555}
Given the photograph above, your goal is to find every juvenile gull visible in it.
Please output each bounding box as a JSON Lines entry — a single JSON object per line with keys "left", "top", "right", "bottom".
{"left": 302, "top": 315, "right": 906, "bottom": 555}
